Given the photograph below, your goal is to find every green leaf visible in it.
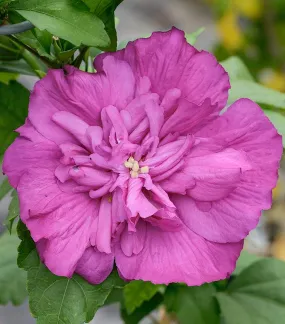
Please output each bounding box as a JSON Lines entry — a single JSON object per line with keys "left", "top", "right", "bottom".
{"left": 0, "top": 72, "right": 18, "bottom": 84}
{"left": 15, "top": 28, "right": 53, "bottom": 60}
{"left": 221, "top": 56, "right": 255, "bottom": 82}
{"left": 81, "top": 0, "right": 123, "bottom": 50}
{"left": 0, "top": 35, "right": 23, "bottom": 61}
{"left": 213, "top": 279, "right": 229, "bottom": 292}
{"left": 234, "top": 250, "right": 265, "bottom": 275}
{"left": 10, "top": 0, "right": 110, "bottom": 48}
{"left": 56, "top": 47, "right": 77, "bottom": 63}
{"left": 0, "top": 0, "right": 14, "bottom": 7}
{"left": 8, "top": 11, "right": 55, "bottom": 61}
{"left": 164, "top": 284, "right": 219, "bottom": 324}
{"left": 52, "top": 38, "right": 78, "bottom": 63}
{"left": 0, "top": 59, "right": 36, "bottom": 75}
{"left": 17, "top": 221, "right": 126, "bottom": 323}
{"left": 17, "top": 220, "right": 39, "bottom": 270}
{"left": 121, "top": 293, "right": 164, "bottom": 324}
{"left": 263, "top": 110, "right": 285, "bottom": 147}
{"left": 0, "top": 177, "right": 12, "bottom": 200}
{"left": 28, "top": 266, "right": 125, "bottom": 323}
{"left": 104, "top": 288, "right": 123, "bottom": 306}
{"left": 217, "top": 259, "right": 285, "bottom": 324}
{"left": 186, "top": 27, "right": 205, "bottom": 45}
{"left": 124, "top": 280, "right": 162, "bottom": 314}
{"left": 228, "top": 80, "right": 285, "bottom": 109}
{"left": 4, "top": 191, "right": 19, "bottom": 233}
{"left": 0, "top": 81, "right": 29, "bottom": 155}
{"left": 221, "top": 56, "right": 285, "bottom": 109}
{"left": 0, "top": 232, "right": 27, "bottom": 305}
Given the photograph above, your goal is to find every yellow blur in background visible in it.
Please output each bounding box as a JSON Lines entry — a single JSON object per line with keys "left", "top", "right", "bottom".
{"left": 217, "top": 10, "right": 244, "bottom": 51}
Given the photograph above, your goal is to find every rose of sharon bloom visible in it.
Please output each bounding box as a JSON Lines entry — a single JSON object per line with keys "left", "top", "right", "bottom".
{"left": 3, "top": 28, "right": 282, "bottom": 285}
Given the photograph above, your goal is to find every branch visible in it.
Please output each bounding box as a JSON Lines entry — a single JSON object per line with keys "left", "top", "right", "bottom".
{"left": 72, "top": 46, "right": 89, "bottom": 69}
{"left": 0, "top": 21, "right": 34, "bottom": 35}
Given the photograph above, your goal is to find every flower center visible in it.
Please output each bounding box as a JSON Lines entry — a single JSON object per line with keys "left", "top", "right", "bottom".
{"left": 124, "top": 157, "right": 149, "bottom": 179}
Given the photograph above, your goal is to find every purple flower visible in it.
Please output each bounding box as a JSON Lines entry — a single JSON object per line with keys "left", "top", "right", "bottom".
{"left": 3, "top": 28, "right": 282, "bottom": 285}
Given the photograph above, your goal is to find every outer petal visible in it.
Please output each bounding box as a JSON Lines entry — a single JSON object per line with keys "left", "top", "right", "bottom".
{"left": 29, "top": 58, "right": 135, "bottom": 144}
{"left": 17, "top": 169, "right": 97, "bottom": 277}
{"left": 115, "top": 223, "right": 243, "bottom": 285}
{"left": 3, "top": 122, "right": 61, "bottom": 187}
{"left": 197, "top": 99, "right": 282, "bottom": 169}
{"left": 186, "top": 148, "right": 252, "bottom": 201}
{"left": 95, "top": 28, "right": 230, "bottom": 110}
{"left": 75, "top": 247, "right": 114, "bottom": 284}
{"left": 172, "top": 99, "right": 283, "bottom": 243}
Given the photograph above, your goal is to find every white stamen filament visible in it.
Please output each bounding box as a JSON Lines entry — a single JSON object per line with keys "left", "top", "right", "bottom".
{"left": 124, "top": 157, "right": 149, "bottom": 178}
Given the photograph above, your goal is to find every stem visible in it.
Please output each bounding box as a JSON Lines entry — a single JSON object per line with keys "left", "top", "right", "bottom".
{"left": 0, "top": 21, "right": 34, "bottom": 35}
{"left": 0, "top": 43, "right": 19, "bottom": 53}
{"left": 72, "top": 46, "right": 89, "bottom": 68}
{"left": 21, "top": 50, "right": 43, "bottom": 78}
{"left": 7, "top": 34, "right": 59, "bottom": 68}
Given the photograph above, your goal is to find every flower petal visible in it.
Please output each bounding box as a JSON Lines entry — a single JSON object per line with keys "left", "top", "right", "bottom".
{"left": 17, "top": 169, "right": 97, "bottom": 277}
{"left": 76, "top": 247, "right": 114, "bottom": 284}
{"left": 52, "top": 111, "right": 90, "bottom": 149}
{"left": 96, "top": 196, "right": 112, "bottom": 254}
{"left": 95, "top": 28, "right": 230, "bottom": 109}
{"left": 3, "top": 125, "right": 61, "bottom": 187}
{"left": 126, "top": 179, "right": 158, "bottom": 218}
{"left": 147, "top": 209, "right": 183, "bottom": 232}
{"left": 186, "top": 148, "right": 252, "bottom": 201}
{"left": 125, "top": 93, "right": 159, "bottom": 133}
{"left": 29, "top": 59, "right": 135, "bottom": 144}
{"left": 120, "top": 220, "right": 146, "bottom": 257}
{"left": 112, "top": 188, "right": 128, "bottom": 226}
{"left": 115, "top": 223, "right": 243, "bottom": 285}
{"left": 172, "top": 99, "right": 283, "bottom": 243}
{"left": 197, "top": 99, "right": 283, "bottom": 170}
{"left": 144, "top": 100, "right": 164, "bottom": 137}
{"left": 160, "top": 99, "right": 219, "bottom": 138}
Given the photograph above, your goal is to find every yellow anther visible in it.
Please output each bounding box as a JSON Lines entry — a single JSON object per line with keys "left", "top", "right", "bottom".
{"left": 128, "top": 157, "right": 135, "bottom": 163}
{"left": 130, "top": 170, "right": 139, "bottom": 178}
{"left": 124, "top": 161, "right": 133, "bottom": 169}
{"left": 133, "top": 161, "right": 140, "bottom": 172}
{"left": 124, "top": 157, "right": 149, "bottom": 178}
{"left": 140, "top": 166, "right": 149, "bottom": 174}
